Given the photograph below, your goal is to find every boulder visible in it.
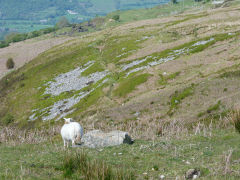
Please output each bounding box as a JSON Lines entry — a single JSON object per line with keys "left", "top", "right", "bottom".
{"left": 80, "top": 130, "right": 134, "bottom": 148}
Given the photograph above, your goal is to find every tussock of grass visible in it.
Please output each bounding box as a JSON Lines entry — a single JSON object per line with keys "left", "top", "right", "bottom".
{"left": 63, "top": 151, "right": 135, "bottom": 180}
{"left": 207, "top": 101, "right": 221, "bottom": 114}
{"left": 113, "top": 73, "right": 150, "bottom": 97}
{"left": 159, "top": 71, "right": 180, "bottom": 85}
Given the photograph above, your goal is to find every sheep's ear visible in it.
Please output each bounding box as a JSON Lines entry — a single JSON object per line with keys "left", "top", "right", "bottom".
{"left": 63, "top": 118, "right": 69, "bottom": 123}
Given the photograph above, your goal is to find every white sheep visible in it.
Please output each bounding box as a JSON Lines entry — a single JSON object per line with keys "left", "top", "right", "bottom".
{"left": 61, "top": 118, "right": 84, "bottom": 148}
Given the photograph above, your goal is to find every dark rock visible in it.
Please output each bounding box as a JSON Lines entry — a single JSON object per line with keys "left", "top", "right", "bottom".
{"left": 86, "top": 80, "right": 94, "bottom": 85}
{"left": 185, "top": 168, "right": 200, "bottom": 179}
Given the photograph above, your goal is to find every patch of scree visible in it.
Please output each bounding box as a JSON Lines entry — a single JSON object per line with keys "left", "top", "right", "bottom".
{"left": 44, "top": 61, "right": 108, "bottom": 96}
{"left": 42, "top": 79, "right": 108, "bottom": 121}
{"left": 124, "top": 38, "right": 215, "bottom": 76}
{"left": 29, "top": 62, "right": 108, "bottom": 121}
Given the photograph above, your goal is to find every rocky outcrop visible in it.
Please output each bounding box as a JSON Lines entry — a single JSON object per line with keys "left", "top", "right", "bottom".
{"left": 80, "top": 130, "right": 134, "bottom": 148}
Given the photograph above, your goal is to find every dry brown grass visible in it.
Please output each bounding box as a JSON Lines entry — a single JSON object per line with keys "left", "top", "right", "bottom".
{"left": 0, "top": 126, "right": 61, "bottom": 145}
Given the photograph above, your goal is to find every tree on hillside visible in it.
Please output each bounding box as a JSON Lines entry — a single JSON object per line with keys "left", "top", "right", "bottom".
{"left": 172, "top": 0, "right": 178, "bottom": 4}
{"left": 56, "top": 17, "right": 70, "bottom": 29}
{"left": 6, "top": 58, "right": 15, "bottom": 69}
{"left": 112, "top": 15, "right": 120, "bottom": 21}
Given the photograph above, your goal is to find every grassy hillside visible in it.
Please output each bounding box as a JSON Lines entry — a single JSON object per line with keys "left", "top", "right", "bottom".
{"left": 1, "top": 0, "right": 240, "bottom": 179}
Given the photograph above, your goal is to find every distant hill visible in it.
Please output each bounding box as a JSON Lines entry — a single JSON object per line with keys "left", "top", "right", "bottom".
{"left": 0, "top": 0, "right": 169, "bottom": 39}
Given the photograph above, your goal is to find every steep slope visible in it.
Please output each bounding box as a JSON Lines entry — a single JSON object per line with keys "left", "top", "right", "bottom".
{"left": 1, "top": 0, "right": 240, "bottom": 132}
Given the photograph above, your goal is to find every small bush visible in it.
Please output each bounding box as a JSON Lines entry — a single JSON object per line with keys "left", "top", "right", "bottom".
{"left": 6, "top": 58, "right": 15, "bottom": 69}
{"left": 2, "top": 114, "right": 14, "bottom": 125}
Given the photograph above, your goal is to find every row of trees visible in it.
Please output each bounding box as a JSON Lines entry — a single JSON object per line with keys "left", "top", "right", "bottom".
{"left": 0, "top": 17, "right": 70, "bottom": 49}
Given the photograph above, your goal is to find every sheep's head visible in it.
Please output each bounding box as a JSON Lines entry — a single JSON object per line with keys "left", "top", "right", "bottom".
{"left": 64, "top": 118, "right": 73, "bottom": 124}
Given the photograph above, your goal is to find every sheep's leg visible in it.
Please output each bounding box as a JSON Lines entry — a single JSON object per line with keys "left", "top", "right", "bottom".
{"left": 72, "top": 140, "right": 75, "bottom": 147}
{"left": 64, "top": 140, "right": 66, "bottom": 148}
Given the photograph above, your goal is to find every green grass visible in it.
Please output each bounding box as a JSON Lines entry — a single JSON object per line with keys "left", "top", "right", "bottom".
{"left": 1, "top": 128, "right": 240, "bottom": 179}
{"left": 63, "top": 151, "right": 134, "bottom": 179}
{"left": 113, "top": 73, "right": 151, "bottom": 97}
